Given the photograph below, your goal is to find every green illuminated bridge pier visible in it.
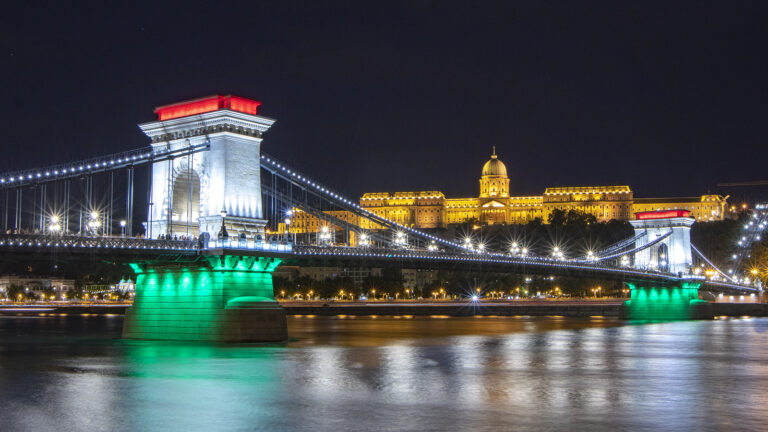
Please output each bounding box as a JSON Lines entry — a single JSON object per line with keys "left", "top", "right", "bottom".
{"left": 0, "top": 95, "right": 763, "bottom": 341}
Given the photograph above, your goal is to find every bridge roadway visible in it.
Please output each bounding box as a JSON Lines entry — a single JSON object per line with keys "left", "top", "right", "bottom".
{"left": 0, "top": 234, "right": 758, "bottom": 295}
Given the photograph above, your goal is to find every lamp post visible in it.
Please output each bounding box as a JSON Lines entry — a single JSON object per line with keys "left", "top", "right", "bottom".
{"left": 49, "top": 215, "right": 61, "bottom": 236}
{"left": 218, "top": 210, "right": 228, "bottom": 247}
{"left": 120, "top": 220, "right": 127, "bottom": 237}
{"left": 284, "top": 217, "right": 291, "bottom": 242}
{"left": 88, "top": 211, "right": 101, "bottom": 237}
{"left": 285, "top": 209, "right": 296, "bottom": 243}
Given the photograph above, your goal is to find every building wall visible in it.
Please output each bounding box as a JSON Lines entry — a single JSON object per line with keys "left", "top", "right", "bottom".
{"left": 632, "top": 195, "right": 727, "bottom": 222}
{"left": 0, "top": 276, "right": 75, "bottom": 300}
{"left": 542, "top": 186, "right": 634, "bottom": 222}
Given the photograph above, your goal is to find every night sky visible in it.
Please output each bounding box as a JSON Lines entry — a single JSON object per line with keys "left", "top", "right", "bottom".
{"left": 3, "top": 1, "right": 767, "bottom": 202}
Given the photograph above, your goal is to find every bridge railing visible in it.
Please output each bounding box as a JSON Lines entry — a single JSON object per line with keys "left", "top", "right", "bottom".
{"left": 0, "top": 233, "right": 294, "bottom": 254}
{"left": 204, "top": 237, "right": 293, "bottom": 253}
{"left": 0, "top": 234, "right": 198, "bottom": 251}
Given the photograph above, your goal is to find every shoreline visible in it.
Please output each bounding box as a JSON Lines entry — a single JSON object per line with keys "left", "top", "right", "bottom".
{"left": 1, "top": 301, "right": 766, "bottom": 318}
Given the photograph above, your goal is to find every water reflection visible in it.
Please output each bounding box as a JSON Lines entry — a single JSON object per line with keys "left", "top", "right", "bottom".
{"left": 1, "top": 315, "right": 768, "bottom": 431}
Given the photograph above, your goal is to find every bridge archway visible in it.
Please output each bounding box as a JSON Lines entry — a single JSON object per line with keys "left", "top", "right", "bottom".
{"left": 171, "top": 169, "right": 201, "bottom": 236}
{"left": 656, "top": 243, "right": 669, "bottom": 272}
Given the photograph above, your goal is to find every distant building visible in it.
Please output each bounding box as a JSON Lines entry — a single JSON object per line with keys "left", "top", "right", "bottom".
{"left": 0, "top": 276, "right": 74, "bottom": 300}
{"left": 116, "top": 278, "right": 135, "bottom": 294}
{"left": 401, "top": 269, "right": 437, "bottom": 290}
{"left": 284, "top": 148, "right": 728, "bottom": 234}
{"left": 275, "top": 266, "right": 381, "bottom": 285}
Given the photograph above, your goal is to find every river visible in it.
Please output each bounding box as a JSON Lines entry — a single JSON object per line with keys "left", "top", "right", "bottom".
{"left": 1, "top": 314, "right": 767, "bottom": 431}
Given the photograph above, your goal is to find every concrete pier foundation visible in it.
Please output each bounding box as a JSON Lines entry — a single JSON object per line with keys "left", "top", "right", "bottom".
{"left": 122, "top": 255, "right": 287, "bottom": 342}
{"left": 621, "top": 280, "right": 712, "bottom": 321}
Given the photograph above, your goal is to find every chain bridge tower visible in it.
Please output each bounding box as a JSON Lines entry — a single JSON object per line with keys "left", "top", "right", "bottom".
{"left": 139, "top": 95, "right": 274, "bottom": 239}
{"left": 625, "top": 210, "right": 709, "bottom": 320}
{"left": 629, "top": 210, "right": 694, "bottom": 275}
{"left": 123, "top": 95, "right": 286, "bottom": 343}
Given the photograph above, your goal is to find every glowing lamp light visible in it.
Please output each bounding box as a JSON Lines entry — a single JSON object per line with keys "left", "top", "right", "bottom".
{"left": 154, "top": 95, "right": 261, "bottom": 121}
{"left": 636, "top": 210, "right": 691, "bottom": 220}
{"left": 471, "top": 295, "right": 479, "bottom": 302}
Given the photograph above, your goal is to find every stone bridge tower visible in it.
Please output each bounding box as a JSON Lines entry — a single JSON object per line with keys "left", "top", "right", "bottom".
{"left": 140, "top": 95, "right": 274, "bottom": 239}
{"left": 629, "top": 210, "right": 694, "bottom": 275}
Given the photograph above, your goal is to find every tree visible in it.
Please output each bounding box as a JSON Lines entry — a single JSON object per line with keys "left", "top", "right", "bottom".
{"left": 548, "top": 209, "right": 568, "bottom": 226}
{"left": 6, "top": 284, "right": 25, "bottom": 301}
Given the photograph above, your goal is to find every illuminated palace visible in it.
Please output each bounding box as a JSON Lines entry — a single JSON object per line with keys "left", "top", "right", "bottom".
{"left": 286, "top": 149, "right": 728, "bottom": 233}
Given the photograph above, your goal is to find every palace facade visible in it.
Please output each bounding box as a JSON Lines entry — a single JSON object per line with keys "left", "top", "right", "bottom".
{"left": 285, "top": 149, "right": 728, "bottom": 234}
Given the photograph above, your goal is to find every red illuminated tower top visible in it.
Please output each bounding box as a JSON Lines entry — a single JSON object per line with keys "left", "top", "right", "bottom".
{"left": 154, "top": 95, "right": 261, "bottom": 121}
{"left": 634, "top": 209, "right": 692, "bottom": 220}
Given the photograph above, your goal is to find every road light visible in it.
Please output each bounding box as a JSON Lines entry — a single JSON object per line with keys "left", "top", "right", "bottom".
{"left": 284, "top": 217, "right": 291, "bottom": 241}
{"left": 394, "top": 231, "right": 406, "bottom": 247}
{"left": 49, "top": 215, "right": 61, "bottom": 235}
{"left": 218, "top": 210, "right": 228, "bottom": 246}
{"left": 319, "top": 225, "right": 331, "bottom": 245}
{"left": 87, "top": 211, "right": 101, "bottom": 236}
{"left": 120, "top": 219, "right": 127, "bottom": 237}
{"left": 552, "top": 246, "right": 564, "bottom": 260}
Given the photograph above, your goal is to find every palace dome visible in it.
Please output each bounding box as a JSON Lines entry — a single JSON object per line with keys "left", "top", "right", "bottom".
{"left": 481, "top": 148, "right": 507, "bottom": 177}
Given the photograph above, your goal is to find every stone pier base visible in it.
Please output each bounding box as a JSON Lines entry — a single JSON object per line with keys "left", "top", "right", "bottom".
{"left": 621, "top": 280, "right": 712, "bottom": 321}
{"left": 122, "top": 255, "right": 287, "bottom": 342}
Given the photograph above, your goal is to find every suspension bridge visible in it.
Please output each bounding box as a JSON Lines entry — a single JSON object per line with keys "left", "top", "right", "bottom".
{"left": 0, "top": 94, "right": 763, "bottom": 341}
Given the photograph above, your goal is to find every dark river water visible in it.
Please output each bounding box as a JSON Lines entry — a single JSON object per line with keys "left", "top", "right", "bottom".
{"left": 1, "top": 314, "right": 768, "bottom": 431}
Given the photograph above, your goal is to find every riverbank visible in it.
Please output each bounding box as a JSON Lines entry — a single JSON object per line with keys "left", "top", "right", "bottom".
{"left": 1, "top": 301, "right": 767, "bottom": 318}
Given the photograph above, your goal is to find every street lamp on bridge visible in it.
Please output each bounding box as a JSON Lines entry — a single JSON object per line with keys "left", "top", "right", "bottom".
{"left": 218, "top": 210, "right": 228, "bottom": 247}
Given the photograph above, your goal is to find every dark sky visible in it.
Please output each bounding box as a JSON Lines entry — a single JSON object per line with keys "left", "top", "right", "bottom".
{"left": 3, "top": 1, "right": 767, "bottom": 201}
